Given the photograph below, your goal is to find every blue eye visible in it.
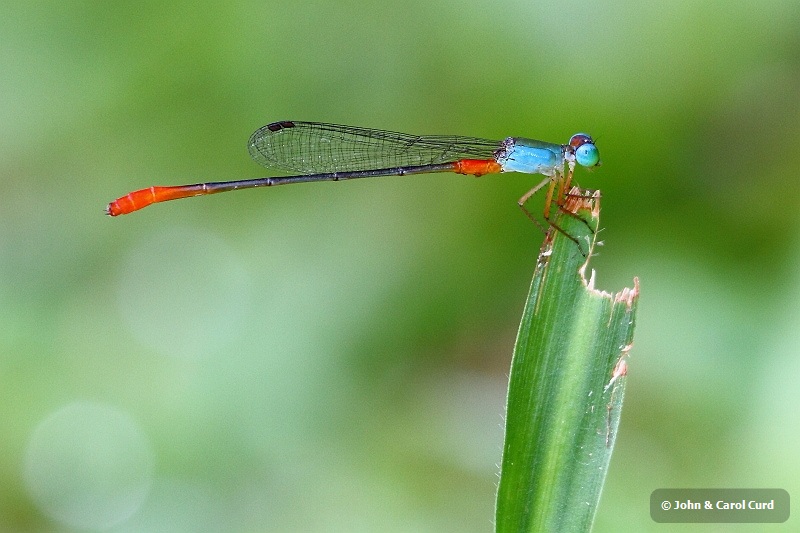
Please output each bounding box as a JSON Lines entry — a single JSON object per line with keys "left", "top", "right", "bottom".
{"left": 568, "top": 133, "right": 600, "bottom": 167}
{"left": 575, "top": 143, "right": 599, "bottom": 167}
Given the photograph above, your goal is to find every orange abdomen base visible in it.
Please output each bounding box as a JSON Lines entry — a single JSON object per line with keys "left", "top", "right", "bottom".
{"left": 453, "top": 159, "right": 502, "bottom": 177}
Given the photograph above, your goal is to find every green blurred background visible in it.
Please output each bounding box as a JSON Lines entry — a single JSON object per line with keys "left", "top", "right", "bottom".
{"left": 2, "top": 1, "right": 799, "bottom": 531}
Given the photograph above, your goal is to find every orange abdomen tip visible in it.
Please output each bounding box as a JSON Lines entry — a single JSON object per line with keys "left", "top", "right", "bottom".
{"left": 105, "top": 187, "right": 162, "bottom": 216}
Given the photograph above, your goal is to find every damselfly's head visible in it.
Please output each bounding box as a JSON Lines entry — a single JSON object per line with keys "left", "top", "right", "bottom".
{"left": 568, "top": 134, "right": 601, "bottom": 168}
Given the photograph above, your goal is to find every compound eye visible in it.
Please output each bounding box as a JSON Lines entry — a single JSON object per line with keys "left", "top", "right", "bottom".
{"left": 569, "top": 133, "right": 600, "bottom": 167}
{"left": 575, "top": 143, "right": 599, "bottom": 167}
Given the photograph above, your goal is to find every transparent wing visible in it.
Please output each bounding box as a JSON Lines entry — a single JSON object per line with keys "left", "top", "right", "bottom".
{"left": 248, "top": 121, "right": 502, "bottom": 174}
